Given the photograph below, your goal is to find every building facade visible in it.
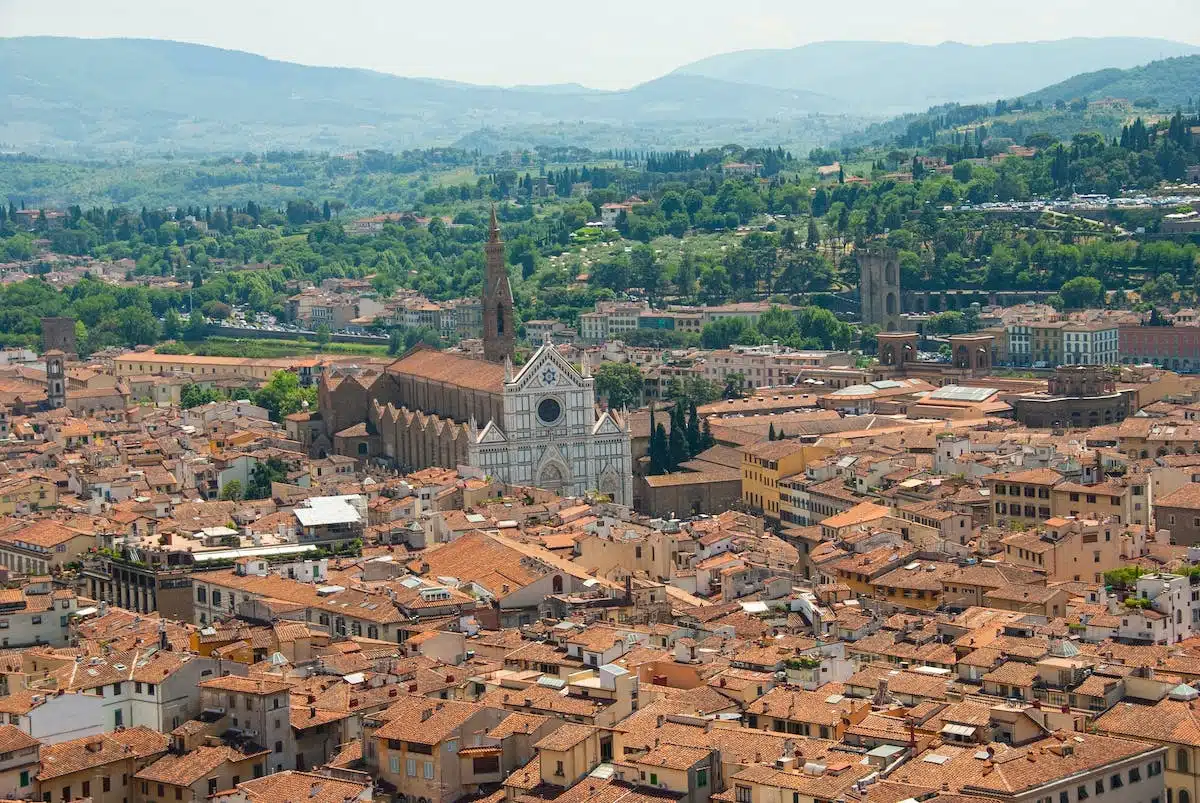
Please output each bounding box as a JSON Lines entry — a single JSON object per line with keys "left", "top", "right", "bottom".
{"left": 470, "top": 340, "right": 633, "bottom": 505}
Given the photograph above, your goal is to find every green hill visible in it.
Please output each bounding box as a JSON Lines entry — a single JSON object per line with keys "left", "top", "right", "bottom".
{"left": 1021, "top": 55, "right": 1200, "bottom": 108}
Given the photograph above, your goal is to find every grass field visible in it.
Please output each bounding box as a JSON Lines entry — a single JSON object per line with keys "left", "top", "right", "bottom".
{"left": 161, "top": 337, "right": 391, "bottom": 358}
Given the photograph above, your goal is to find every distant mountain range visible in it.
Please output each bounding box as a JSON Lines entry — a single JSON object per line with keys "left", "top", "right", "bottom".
{"left": 673, "top": 38, "right": 1200, "bottom": 112}
{"left": 0, "top": 36, "right": 1196, "bottom": 156}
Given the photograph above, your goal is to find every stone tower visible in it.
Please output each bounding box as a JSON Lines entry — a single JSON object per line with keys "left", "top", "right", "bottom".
{"left": 482, "top": 207, "right": 515, "bottom": 364}
{"left": 41, "top": 317, "right": 77, "bottom": 359}
{"left": 45, "top": 350, "right": 66, "bottom": 409}
{"left": 858, "top": 247, "right": 902, "bottom": 332}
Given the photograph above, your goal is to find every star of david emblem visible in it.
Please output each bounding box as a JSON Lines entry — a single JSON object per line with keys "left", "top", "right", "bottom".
{"left": 541, "top": 367, "right": 557, "bottom": 386}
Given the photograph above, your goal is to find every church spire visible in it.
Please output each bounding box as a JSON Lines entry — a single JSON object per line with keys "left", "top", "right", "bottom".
{"left": 482, "top": 205, "right": 515, "bottom": 364}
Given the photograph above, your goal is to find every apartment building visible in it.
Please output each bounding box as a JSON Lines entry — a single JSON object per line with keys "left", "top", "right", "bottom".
{"left": 999, "top": 517, "right": 1141, "bottom": 583}
{"left": 197, "top": 676, "right": 296, "bottom": 775}
{"left": 984, "top": 468, "right": 1062, "bottom": 526}
{"left": 368, "top": 696, "right": 507, "bottom": 803}
{"left": 742, "top": 441, "right": 833, "bottom": 526}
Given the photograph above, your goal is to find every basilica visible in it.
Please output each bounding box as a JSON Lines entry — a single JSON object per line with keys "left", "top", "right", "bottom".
{"left": 314, "top": 211, "right": 633, "bottom": 505}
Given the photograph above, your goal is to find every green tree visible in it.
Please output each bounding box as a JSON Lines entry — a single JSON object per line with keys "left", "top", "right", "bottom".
{"left": 163, "top": 308, "right": 182, "bottom": 340}
{"left": 593, "top": 361, "right": 643, "bottom": 410}
{"left": 219, "top": 480, "right": 244, "bottom": 501}
{"left": 668, "top": 404, "right": 688, "bottom": 470}
{"left": 1060, "top": 276, "right": 1105, "bottom": 309}
{"left": 756, "top": 306, "right": 800, "bottom": 342}
{"left": 253, "top": 370, "right": 316, "bottom": 422}
{"left": 118, "top": 307, "right": 160, "bottom": 347}
{"left": 648, "top": 408, "right": 670, "bottom": 475}
{"left": 246, "top": 456, "right": 290, "bottom": 499}
{"left": 181, "top": 384, "right": 224, "bottom": 409}
{"left": 186, "top": 309, "right": 207, "bottom": 340}
{"left": 701, "top": 317, "right": 760, "bottom": 349}
{"left": 316, "top": 323, "right": 331, "bottom": 346}
{"left": 686, "top": 403, "right": 702, "bottom": 457}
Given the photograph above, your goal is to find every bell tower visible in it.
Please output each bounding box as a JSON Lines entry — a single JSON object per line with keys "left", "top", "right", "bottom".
{"left": 482, "top": 207, "right": 515, "bottom": 364}
{"left": 45, "top": 350, "right": 66, "bottom": 409}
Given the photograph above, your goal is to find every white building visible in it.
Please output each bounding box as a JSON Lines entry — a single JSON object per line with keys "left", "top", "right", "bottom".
{"left": 470, "top": 340, "right": 633, "bottom": 506}
{"left": 0, "top": 584, "right": 78, "bottom": 648}
{"left": 1063, "top": 322, "right": 1120, "bottom": 366}
{"left": 1111, "top": 572, "right": 1200, "bottom": 643}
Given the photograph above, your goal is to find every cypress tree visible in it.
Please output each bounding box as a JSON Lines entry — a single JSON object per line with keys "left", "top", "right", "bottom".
{"left": 650, "top": 423, "right": 669, "bottom": 475}
{"left": 668, "top": 422, "right": 688, "bottom": 471}
{"left": 768, "top": 423, "right": 777, "bottom": 441}
{"left": 686, "top": 403, "right": 702, "bottom": 457}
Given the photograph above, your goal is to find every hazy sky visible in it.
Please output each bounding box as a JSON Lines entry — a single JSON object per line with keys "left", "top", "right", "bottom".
{"left": 2, "top": 0, "right": 1198, "bottom": 89}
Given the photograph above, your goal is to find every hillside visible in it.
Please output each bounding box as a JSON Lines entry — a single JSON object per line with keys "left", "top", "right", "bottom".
{"left": 674, "top": 38, "right": 1199, "bottom": 113}
{"left": 839, "top": 53, "right": 1200, "bottom": 150}
{"left": 0, "top": 37, "right": 842, "bottom": 156}
{"left": 1021, "top": 55, "right": 1200, "bottom": 108}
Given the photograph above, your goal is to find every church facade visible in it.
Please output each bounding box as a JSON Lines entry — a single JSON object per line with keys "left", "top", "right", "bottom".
{"left": 315, "top": 211, "right": 633, "bottom": 505}
{"left": 471, "top": 341, "right": 633, "bottom": 505}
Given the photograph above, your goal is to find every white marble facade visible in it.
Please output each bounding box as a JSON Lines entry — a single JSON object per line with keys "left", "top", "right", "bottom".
{"left": 469, "top": 339, "right": 633, "bottom": 505}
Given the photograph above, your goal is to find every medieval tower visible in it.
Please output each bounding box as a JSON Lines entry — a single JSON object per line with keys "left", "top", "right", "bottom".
{"left": 45, "top": 350, "right": 66, "bottom": 409}
{"left": 482, "top": 207, "right": 515, "bottom": 364}
{"left": 858, "top": 247, "right": 902, "bottom": 332}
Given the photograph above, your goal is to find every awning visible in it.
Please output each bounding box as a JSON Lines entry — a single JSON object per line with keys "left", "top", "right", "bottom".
{"left": 940, "top": 723, "right": 977, "bottom": 737}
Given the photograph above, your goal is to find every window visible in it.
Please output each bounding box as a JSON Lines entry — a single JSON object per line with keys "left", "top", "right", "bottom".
{"left": 114, "top": 709, "right": 123, "bottom": 727}
{"left": 212, "top": 591, "right": 221, "bottom": 606}
{"left": 176, "top": 789, "right": 183, "bottom": 800}
{"left": 1095, "top": 779, "right": 1104, "bottom": 795}
{"left": 1060, "top": 792, "right": 1068, "bottom": 803}
{"left": 103, "top": 778, "right": 110, "bottom": 793}
{"left": 1078, "top": 786, "right": 1088, "bottom": 800}
{"left": 1149, "top": 761, "right": 1162, "bottom": 777}
{"left": 390, "top": 755, "right": 400, "bottom": 773}
{"left": 208, "top": 778, "right": 218, "bottom": 795}
{"left": 736, "top": 786, "right": 752, "bottom": 803}
{"left": 113, "top": 682, "right": 122, "bottom": 695}
{"left": 1130, "top": 767, "right": 1141, "bottom": 783}
{"left": 274, "top": 741, "right": 283, "bottom": 753}
{"left": 555, "top": 760, "right": 564, "bottom": 776}
{"left": 31, "top": 616, "right": 40, "bottom": 625}
{"left": 1110, "top": 774, "right": 1123, "bottom": 789}
{"left": 19, "top": 771, "right": 28, "bottom": 788}
{"left": 407, "top": 758, "right": 417, "bottom": 777}
{"left": 197, "top": 587, "right": 207, "bottom": 603}
{"left": 159, "top": 784, "right": 166, "bottom": 797}
{"left": 697, "top": 769, "right": 708, "bottom": 788}
{"left": 147, "top": 683, "right": 155, "bottom": 695}
{"left": 424, "top": 761, "right": 434, "bottom": 780}
{"left": 1178, "top": 749, "right": 1190, "bottom": 773}
{"left": 135, "top": 682, "right": 142, "bottom": 694}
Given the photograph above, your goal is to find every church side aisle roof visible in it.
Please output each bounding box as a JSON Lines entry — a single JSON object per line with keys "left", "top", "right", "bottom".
{"left": 386, "top": 346, "right": 505, "bottom": 394}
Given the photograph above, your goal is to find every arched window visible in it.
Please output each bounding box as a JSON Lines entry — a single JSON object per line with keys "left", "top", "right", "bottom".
{"left": 552, "top": 575, "right": 563, "bottom": 594}
{"left": 1180, "top": 790, "right": 1191, "bottom": 803}
{"left": 496, "top": 308, "right": 504, "bottom": 335}
{"left": 1177, "top": 749, "right": 1190, "bottom": 774}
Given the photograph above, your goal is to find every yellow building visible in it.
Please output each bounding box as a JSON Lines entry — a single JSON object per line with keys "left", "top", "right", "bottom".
{"left": 1051, "top": 479, "right": 1134, "bottom": 524}
{"left": 741, "top": 441, "right": 832, "bottom": 525}
{"left": 0, "top": 477, "right": 56, "bottom": 516}
{"left": 867, "top": 559, "right": 958, "bottom": 611}
{"left": 1030, "top": 321, "right": 1066, "bottom": 366}
{"left": 984, "top": 468, "right": 1064, "bottom": 526}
